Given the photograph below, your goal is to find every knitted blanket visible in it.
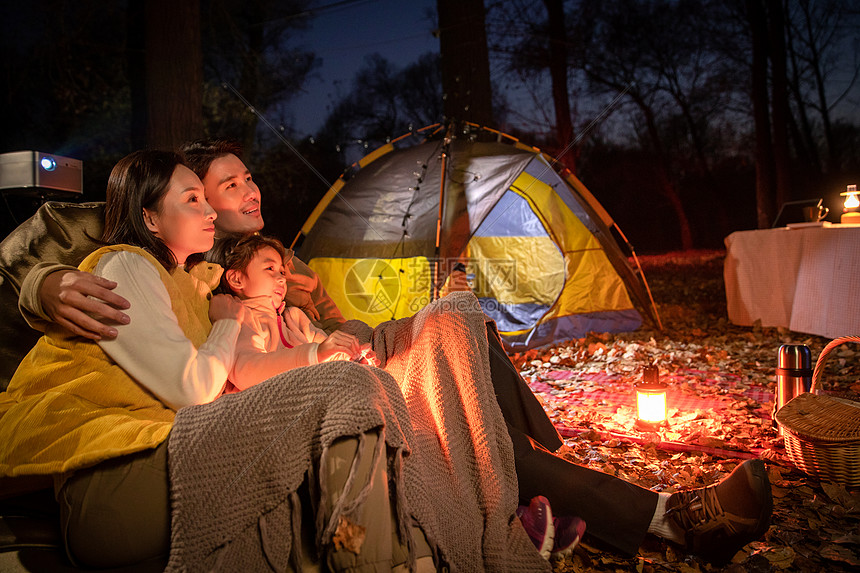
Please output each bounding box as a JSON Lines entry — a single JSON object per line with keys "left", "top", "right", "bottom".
{"left": 166, "top": 292, "right": 548, "bottom": 572}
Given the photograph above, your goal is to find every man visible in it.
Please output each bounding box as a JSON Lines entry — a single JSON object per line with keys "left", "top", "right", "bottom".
{"left": 5, "top": 139, "right": 772, "bottom": 564}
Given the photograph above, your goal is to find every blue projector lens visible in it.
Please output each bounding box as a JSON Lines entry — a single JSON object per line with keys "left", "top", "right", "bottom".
{"left": 40, "top": 156, "right": 57, "bottom": 171}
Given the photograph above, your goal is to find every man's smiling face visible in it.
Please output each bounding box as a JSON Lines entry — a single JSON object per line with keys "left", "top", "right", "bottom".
{"left": 201, "top": 153, "right": 264, "bottom": 235}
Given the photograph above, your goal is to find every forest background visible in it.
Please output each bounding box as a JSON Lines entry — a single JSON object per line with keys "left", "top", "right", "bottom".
{"left": 1, "top": 0, "right": 859, "bottom": 254}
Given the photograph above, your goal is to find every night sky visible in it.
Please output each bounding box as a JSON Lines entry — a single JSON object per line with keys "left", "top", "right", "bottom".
{"left": 2, "top": 0, "right": 859, "bottom": 250}
{"left": 288, "top": 0, "right": 438, "bottom": 135}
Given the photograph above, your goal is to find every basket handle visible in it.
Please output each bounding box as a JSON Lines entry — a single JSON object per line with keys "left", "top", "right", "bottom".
{"left": 811, "top": 335, "right": 860, "bottom": 392}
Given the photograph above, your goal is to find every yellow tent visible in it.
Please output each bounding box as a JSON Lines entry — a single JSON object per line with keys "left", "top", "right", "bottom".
{"left": 295, "top": 124, "right": 659, "bottom": 349}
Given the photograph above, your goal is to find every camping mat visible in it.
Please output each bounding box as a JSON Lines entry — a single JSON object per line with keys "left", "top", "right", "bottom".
{"left": 526, "top": 367, "right": 775, "bottom": 459}
{"left": 528, "top": 368, "right": 773, "bottom": 414}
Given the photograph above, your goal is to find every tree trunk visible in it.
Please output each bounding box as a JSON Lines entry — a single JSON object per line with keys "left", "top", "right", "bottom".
{"left": 238, "top": 3, "right": 264, "bottom": 156}
{"left": 657, "top": 170, "right": 693, "bottom": 251}
{"left": 542, "top": 0, "right": 577, "bottom": 173}
{"left": 145, "top": 0, "right": 203, "bottom": 150}
{"left": 768, "top": 0, "right": 791, "bottom": 207}
{"left": 128, "top": 1, "right": 146, "bottom": 150}
{"left": 437, "top": 0, "right": 494, "bottom": 126}
{"left": 748, "top": 0, "right": 775, "bottom": 228}
{"left": 634, "top": 94, "right": 694, "bottom": 250}
{"left": 785, "top": 22, "right": 822, "bottom": 174}
{"left": 799, "top": 0, "right": 837, "bottom": 172}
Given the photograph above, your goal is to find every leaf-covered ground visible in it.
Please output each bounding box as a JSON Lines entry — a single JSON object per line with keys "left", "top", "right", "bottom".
{"left": 509, "top": 251, "right": 860, "bottom": 573}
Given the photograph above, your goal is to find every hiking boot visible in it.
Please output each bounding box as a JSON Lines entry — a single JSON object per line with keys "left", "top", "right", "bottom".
{"left": 551, "top": 515, "right": 585, "bottom": 557}
{"left": 516, "top": 496, "right": 555, "bottom": 559}
{"left": 665, "top": 459, "right": 773, "bottom": 563}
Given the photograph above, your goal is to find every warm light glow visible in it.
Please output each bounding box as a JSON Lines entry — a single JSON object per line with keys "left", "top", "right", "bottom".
{"left": 636, "top": 384, "right": 667, "bottom": 423}
{"left": 842, "top": 185, "right": 859, "bottom": 210}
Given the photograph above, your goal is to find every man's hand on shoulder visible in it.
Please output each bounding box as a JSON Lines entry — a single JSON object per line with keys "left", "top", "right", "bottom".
{"left": 41, "top": 270, "right": 131, "bottom": 340}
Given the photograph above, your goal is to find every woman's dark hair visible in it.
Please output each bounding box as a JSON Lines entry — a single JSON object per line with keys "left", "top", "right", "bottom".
{"left": 181, "top": 139, "right": 244, "bottom": 181}
{"left": 102, "top": 150, "right": 188, "bottom": 271}
{"left": 211, "top": 234, "right": 292, "bottom": 295}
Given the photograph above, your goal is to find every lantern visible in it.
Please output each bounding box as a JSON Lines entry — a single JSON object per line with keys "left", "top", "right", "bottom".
{"left": 841, "top": 184, "right": 860, "bottom": 224}
{"left": 636, "top": 366, "right": 667, "bottom": 429}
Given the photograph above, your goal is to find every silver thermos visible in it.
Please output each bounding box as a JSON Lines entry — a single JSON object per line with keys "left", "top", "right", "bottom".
{"left": 775, "top": 344, "right": 813, "bottom": 420}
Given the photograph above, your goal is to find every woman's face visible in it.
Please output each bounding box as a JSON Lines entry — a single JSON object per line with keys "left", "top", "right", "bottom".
{"left": 143, "top": 165, "right": 217, "bottom": 264}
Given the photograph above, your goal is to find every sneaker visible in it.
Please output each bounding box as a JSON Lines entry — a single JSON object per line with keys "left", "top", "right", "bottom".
{"left": 551, "top": 515, "right": 585, "bottom": 557}
{"left": 665, "top": 459, "right": 773, "bottom": 563}
{"left": 516, "top": 496, "right": 555, "bottom": 559}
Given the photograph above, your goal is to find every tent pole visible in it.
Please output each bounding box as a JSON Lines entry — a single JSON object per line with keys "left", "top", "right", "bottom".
{"left": 433, "top": 128, "right": 453, "bottom": 301}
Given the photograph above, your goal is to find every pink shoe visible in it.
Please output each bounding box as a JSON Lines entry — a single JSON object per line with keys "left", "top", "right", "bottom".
{"left": 551, "top": 515, "right": 586, "bottom": 557}
{"left": 516, "top": 496, "right": 555, "bottom": 559}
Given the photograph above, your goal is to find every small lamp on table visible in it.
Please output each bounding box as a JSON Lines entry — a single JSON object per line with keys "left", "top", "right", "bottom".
{"left": 841, "top": 184, "right": 860, "bottom": 224}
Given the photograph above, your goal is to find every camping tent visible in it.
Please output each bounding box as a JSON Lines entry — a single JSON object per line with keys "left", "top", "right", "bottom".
{"left": 295, "top": 123, "right": 660, "bottom": 349}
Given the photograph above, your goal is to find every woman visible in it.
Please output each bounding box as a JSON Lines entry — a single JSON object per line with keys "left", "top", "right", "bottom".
{"left": 0, "top": 150, "right": 245, "bottom": 566}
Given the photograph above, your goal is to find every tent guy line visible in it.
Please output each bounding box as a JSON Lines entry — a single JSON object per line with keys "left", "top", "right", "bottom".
{"left": 222, "top": 81, "right": 388, "bottom": 243}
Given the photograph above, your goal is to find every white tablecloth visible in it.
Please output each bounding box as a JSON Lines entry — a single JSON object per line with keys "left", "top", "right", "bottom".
{"left": 724, "top": 225, "right": 860, "bottom": 338}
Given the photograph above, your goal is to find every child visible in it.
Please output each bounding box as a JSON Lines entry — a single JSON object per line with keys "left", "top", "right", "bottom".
{"left": 220, "top": 235, "right": 374, "bottom": 393}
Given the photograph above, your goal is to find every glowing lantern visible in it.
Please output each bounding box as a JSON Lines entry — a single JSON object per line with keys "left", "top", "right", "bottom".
{"left": 636, "top": 366, "right": 667, "bottom": 428}
{"left": 841, "top": 185, "right": 860, "bottom": 224}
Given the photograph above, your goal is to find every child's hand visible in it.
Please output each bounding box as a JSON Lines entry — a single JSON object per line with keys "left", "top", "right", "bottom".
{"left": 209, "top": 294, "right": 246, "bottom": 323}
{"left": 317, "top": 330, "right": 362, "bottom": 362}
{"left": 353, "top": 343, "right": 378, "bottom": 366}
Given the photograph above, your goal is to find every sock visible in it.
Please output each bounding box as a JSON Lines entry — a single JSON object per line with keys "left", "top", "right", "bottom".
{"left": 647, "top": 492, "right": 685, "bottom": 544}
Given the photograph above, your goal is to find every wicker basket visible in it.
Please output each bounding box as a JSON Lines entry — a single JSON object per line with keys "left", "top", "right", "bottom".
{"left": 775, "top": 335, "right": 860, "bottom": 486}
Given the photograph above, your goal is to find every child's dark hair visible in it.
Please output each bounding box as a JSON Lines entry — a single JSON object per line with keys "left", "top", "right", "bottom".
{"left": 212, "top": 234, "right": 292, "bottom": 294}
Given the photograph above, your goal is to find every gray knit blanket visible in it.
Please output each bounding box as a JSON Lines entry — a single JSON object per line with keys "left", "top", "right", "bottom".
{"left": 166, "top": 292, "right": 548, "bottom": 572}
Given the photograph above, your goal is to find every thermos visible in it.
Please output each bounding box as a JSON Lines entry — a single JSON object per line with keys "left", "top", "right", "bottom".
{"left": 775, "top": 344, "right": 813, "bottom": 412}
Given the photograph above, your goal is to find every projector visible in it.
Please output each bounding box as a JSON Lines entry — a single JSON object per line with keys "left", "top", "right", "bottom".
{"left": 0, "top": 151, "right": 83, "bottom": 196}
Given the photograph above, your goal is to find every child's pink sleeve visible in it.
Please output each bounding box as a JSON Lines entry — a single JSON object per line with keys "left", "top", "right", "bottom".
{"left": 229, "top": 318, "right": 319, "bottom": 390}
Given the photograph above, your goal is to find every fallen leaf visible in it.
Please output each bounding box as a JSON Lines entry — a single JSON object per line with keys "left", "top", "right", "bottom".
{"left": 819, "top": 542, "right": 860, "bottom": 566}
{"left": 695, "top": 436, "right": 727, "bottom": 448}
{"left": 751, "top": 545, "right": 796, "bottom": 568}
{"left": 331, "top": 515, "right": 366, "bottom": 554}
{"left": 771, "top": 486, "right": 790, "bottom": 498}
